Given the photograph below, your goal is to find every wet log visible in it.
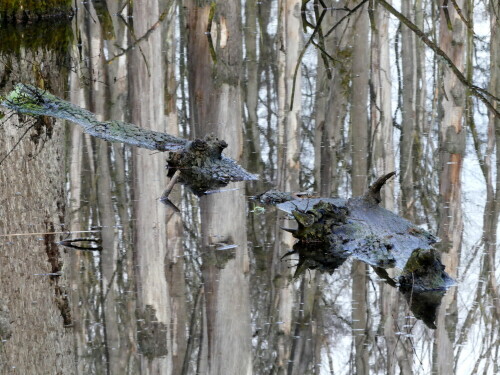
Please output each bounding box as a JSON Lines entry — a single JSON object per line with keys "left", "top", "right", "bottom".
{"left": 273, "top": 172, "right": 454, "bottom": 292}
{"left": 1, "top": 84, "right": 257, "bottom": 193}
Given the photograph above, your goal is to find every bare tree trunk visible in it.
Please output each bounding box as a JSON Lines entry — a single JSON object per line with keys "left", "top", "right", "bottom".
{"left": 163, "top": 5, "right": 188, "bottom": 373}
{"left": 434, "top": 1, "right": 467, "bottom": 373}
{"left": 400, "top": 0, "right": 417, "bottom": 220}
{"left": 277, "top": 0, "right": 301, "bottom": 192}
{"left": 484, "top": 0, "right": 500, "bottom": 320}
{"left": 186, "top": 2, "right": 252, "bottom": 374}
{"left": 272, "top": 1, "right": 303, "bottom": 372}
{"left": 128, "top": 0, "right": 173, "bottom": 372}
{"left": 243, "top": 0, "right": 264, "bottom": 175}
{"left": 370, "top": 2, "right": 395, "bottom": 209}
{"left": 370, "top": 3, "right": 398, "bottom": 374}
{"left": 314, "top": 1, "right": 351, "bottom": 196}
{"left": 350, "top": 2, "right": 369, "bottom": 374}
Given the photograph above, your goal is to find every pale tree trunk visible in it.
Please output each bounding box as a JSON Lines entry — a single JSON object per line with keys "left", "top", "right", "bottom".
{"left": 186, "top": 2, "right": 252, "bottom": 374}
{"left": 163, "top": 4, "right": 187, "bottom": 372}
{"left": 274, "top": 0, "right": 302, "bottom": 372}
{"left": 288, "top": 273, "right": 321, "bottom": 375}
{"left": 434, "top": 1, "right": 467, "bottom": 373}
{"left": 400, "top": 0, "right": 417, "bottom": 220}
{"left": 128, "top": 0, "right": 173, "bottom": 372}
{"left": 482, "top": 0, "right": 500, "bottom": 319}
{"left": 370, "top": 2, "right": 395, "bottom": 209}
{"left": 314, "top": 1, "right": 351, "bottom": 196}
{"left": 71, "top": 2, "right": 140, "bottom": 372}
{"left": 350, "top": 2, "right": 369, "bottom": 374}
{"left": 414, "top": 0, "right": 427, "bottom": 188}
{"left": 85, "top": 4, "right": 126, "bottom": 373}
{"left": 104, "top": 0, "right": 130, "bottom": 223}
{"left": 277, "top": 0, "right": 301, "bottom": 192}
{"left": 370, "top": 3, "right": 398, "bottom": 374}
{"left": 67, "top": 39, "right": 88, "bottom": 372}
{"left": 244, "top": 0, "right": 264, "bottom": 175}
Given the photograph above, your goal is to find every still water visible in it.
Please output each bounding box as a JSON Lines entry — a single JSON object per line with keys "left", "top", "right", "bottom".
{"left": 0, "top": 1, "right": 499, "bottom": 374}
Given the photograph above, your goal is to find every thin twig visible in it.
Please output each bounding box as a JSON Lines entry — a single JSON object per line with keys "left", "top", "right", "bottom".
{"left": 324, "top": 0, "right": 369, "bottom": 38}
{"left": 0, "top": 122, "right": 35, "bottom": 166}
{"left": 378, "top": 0, "right": 500, "bottom": 119}
{"left": 450, "top": 0, "right": 473, "bottom": 30}
{"left": 290, "top": 10, "right": 327, "bottom": 110}
{"left": 0, "top": 230, "right": 99, "bottom": 238}
{"left": 106, "top": 10, "right": 168, "bottom": 64}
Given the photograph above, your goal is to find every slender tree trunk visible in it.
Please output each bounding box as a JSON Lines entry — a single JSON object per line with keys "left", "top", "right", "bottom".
{"left": 400, "top": 0, "right": 417, "bottom": 220}
{"left": 273, "top": 1, "right": 303, "bottom": 372}
{"left": 314, "top": 1, "right": 351, "bottom": 196}
{"left": 370, "top": 1, "right": 395, "bottom": 209}
{"left": 277, "top": 0, "right": 301, "bottom": 193}
{"left": 163, "top": 4, "right": 188, "bottom": 373}
{"left": 434, "top": 1, "right": 467, "bottom": 373}
{"left": 350, "top": 2, "right": 369, "bottom": 374}
{"left": 186, "top": 2, "right": 252, "bottom": 374}
{"left": 244, "top": 0, "right": 264, "bottom": 175}
{"left": 482, "top": 0, "right": 500, "bottom": 320}
{"left": 128, "top": 0, "right": 173, "bottom": 372}
{"left": 370, "top": 3, "right": 399, "bottom": 374}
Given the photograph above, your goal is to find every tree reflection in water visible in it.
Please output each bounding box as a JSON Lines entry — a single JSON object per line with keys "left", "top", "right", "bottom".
{"left": 0, "top": 0, "right": 499, "bottom": 374}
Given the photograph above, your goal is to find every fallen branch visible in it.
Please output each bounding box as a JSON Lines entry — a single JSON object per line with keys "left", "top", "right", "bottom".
{"left": 1, "top": 84, "right": 257, "bottom": 193}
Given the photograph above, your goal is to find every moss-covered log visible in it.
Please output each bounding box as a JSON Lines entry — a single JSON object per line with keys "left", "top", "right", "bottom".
{"left": 274, "top": 172, "right": 454, "bottom": 292}
{"left": 1, "top": 84, "right": 257, "bottom": 192}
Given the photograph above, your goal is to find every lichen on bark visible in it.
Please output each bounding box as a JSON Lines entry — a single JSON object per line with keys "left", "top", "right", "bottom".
{"left": 1, "top": 84, "right": 257, "bottom": 193}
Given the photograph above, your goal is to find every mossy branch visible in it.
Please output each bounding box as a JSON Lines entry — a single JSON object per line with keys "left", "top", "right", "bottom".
{"left": 1, "top": 84, "right": 257, "bottom": 189}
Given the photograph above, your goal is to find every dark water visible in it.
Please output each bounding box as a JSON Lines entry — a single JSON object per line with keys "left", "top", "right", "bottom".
{"left": 0, "top": 1, "right": 499, "bottom": 374}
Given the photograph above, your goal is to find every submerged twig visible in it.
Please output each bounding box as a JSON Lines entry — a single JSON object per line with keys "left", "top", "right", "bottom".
{"left": 58, "top": 237, "right": 103, "bottom": 251}
{"left": 0, "top": 230, "right": 100, "bottom": 237}
{"left": 160, "top": 169, "right": 181, "bottom": 212}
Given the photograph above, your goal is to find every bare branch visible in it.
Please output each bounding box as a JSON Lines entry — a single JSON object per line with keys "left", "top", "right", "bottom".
{"left": 378, "top": 0, "right": 500, "bottom": 119}
{"left": 450, "top": 0, "right": 473, "bottom": 30}
{"left": 106, "top": 10, "right": 168, "bottom": 65}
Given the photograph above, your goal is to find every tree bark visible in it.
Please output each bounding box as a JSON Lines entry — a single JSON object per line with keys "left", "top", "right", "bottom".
{"left": 434, "top": 1, "right": 467, "bottom": 373}
{"left": 186, "top": 2, "right": 252, "bottom": 374}
{"left": 400, "top": 0, "right": 417, "bottom": 220}
{"left": 350, "top": 2, "right": 370, "bottom": 374}
{"left": 128, "top": 0, "right": 173, "bottom": 372}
